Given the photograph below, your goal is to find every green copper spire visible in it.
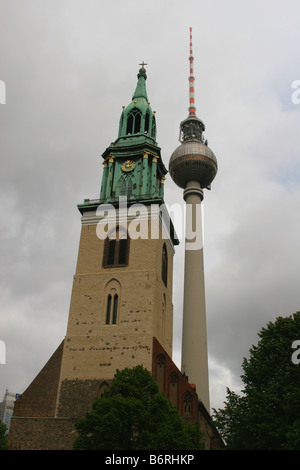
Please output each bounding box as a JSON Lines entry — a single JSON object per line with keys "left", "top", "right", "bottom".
{"left": 132, "top": 63, "right": 148, "bottom": 100}
{"left": 77, "top": 64, "right": 168, "bottom": 213}
{"left": 117, "top": 64, "right": 156, "bottom": 141}
{"left": 97, "top": 64, "right": 167, "bottom": 204}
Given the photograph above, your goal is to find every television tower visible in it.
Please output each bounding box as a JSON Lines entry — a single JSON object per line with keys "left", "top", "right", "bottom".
{"left": 169, "top": 28, "right": 218, "bottom": 412}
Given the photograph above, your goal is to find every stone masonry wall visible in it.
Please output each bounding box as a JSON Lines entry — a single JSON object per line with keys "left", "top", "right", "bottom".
{"left": 9, "top": 417, "right": 77, "bottom": 450}
{"left": 12, "top": 341, "right": 64, "bottom": 418}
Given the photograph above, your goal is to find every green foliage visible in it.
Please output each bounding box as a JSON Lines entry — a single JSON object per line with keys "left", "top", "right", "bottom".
{"left": 73, "top": 365, "right": 203, "bottom": 450}
{"left": 213, "top": 312, "right": 300, "bottom": 450}
{"left": 0, "top": 421, "right": 8, "bottom": 450}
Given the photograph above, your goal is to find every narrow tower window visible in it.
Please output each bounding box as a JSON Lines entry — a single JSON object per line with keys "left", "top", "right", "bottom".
{"left": 151, "top": 115, "right": 156, "bottom": 138}
{"left": 126, "top": 108, "right": 142, "bottom": 135}
{"left": 107, "top": 240, "right": 116, "bottom": 266}
{"left": 134, "top": 112, "right": 141, "bottom": 133}
{"left": 118, "top": 239, "right": 127, "bottom": 264}
{"left": 112, "top": 294, "right": 118, "bottom": 324}
{"left": 120, "top": 174, "right": 133, "bottom": 197}
{"left": 145, "top": 112, "right": 149, "bottom": 134}
{"left": 121, "top": 177, "right": 127, "bottom": 196}
{"left": 162, "top": 244, "right": 168, "bottom": 287}
{"left": 169, "top": 373, "right": 179, "bottom": 408}
{"left": 126, "top": 114, "right": 134, "bottom": 134}
{"left": 127, "top": 177, "right": 133, "bottom": 196}
{"left": 105, "top": 293, "right": 119, "bottom": 325}
{"left": 105, "top": 294, "right": 112, "bottom": 324}
{"left": 104, "top": 280, "right": 121, "bottom": 325}
{"left": 156, "top": 354, "right": 166, "bottom": 393}
{"left": 103, "top": 227, "right": 130, "bottom": 267}
{"left": 183, "top": 392, "right": 193, "bottom": 418}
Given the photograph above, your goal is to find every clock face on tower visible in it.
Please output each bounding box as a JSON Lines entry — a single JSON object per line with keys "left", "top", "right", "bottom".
{"left": 121, "top": 160, "right": 135, "bottom": 172}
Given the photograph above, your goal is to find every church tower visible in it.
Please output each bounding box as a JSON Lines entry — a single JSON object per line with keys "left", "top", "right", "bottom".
{"left": 56, "top": 63, "right": 178, "bottom": 413}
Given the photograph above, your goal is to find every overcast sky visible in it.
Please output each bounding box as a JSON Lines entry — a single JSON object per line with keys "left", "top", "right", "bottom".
{"left": 1, "top": 0, "right": 300, "bottom": 413}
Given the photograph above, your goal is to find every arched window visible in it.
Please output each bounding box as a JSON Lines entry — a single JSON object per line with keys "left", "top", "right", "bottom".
{"left": 151, "top": 115, "right": 156, "bottom": 138}
{"left": 162, "top": 244, "right": 168, "bottom": 287}
{"left": 183, "top": 392, "right": 193, "bottom": 418}
{"left": 156, "top": 354, "right": 166, "bottom": 393}
{"left": 103, "top": 227, "right": 130, "bottom": 267}
{"left": 126, "top": 108, "right": 142, "bottom": 135}
{"left": 107, "top": 240, "right": 116, "bottom": 265}
{"left": 134, "top": 112, "right": 141, "bottom": 133}
{"left": 106, "top": 294, "right": 112, "bottom": 324}
{"left": 97, "top": 381, "right": 110, "bottom": 398}
{"left": 112, "top": 293, "right": 118, "bottom": 324}
{"left": 126, "top": 113, "right": 134, "bottom": 134}
{"left": 121, "top": 177, "right": 127, "bottom": 195}
{"left": 169, "top": 373, "right": 179, "bottom": 408}
{"left": 145, "top": 112, "right": 150, "bottom": 134}
{"left": 104, "top": 279, "right": 121, "bottom": 325}
{"left": 106, "top": 293, "right": 119, "bottom": 325}
{"left": 120, "top": 174, "right": 133, "bottom": 197}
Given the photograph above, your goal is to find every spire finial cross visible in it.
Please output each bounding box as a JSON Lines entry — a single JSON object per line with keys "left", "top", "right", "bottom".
{"left": 139, "top": 61, "right": 147, "bottom": 68}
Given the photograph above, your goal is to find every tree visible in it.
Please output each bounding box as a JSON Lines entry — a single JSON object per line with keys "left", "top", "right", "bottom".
{"left": 73, "top": 365, "right": 203, "bottom": 450}
{"left": 0, "top": 421, "right": 8, "bottom": 450}
{"left": 213, "top": 312, "right": 300, "bottom": 450}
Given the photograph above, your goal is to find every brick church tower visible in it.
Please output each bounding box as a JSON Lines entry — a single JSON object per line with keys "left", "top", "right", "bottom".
{"left": 9, "top": 64, "right": 221, "bottom": 450}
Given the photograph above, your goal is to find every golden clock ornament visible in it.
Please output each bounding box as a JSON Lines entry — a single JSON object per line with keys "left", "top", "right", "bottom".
{"left": 121, "top": 160, "right": 135, "bottom": 172}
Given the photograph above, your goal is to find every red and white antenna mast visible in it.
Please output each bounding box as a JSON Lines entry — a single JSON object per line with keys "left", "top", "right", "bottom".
{"left": 188, "top": 27, "right": 196, "bottom": 116}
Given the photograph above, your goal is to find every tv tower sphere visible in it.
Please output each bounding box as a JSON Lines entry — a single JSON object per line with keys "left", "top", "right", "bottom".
{"left": 169, "top": 115, "right": 218, "bottom": 190}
